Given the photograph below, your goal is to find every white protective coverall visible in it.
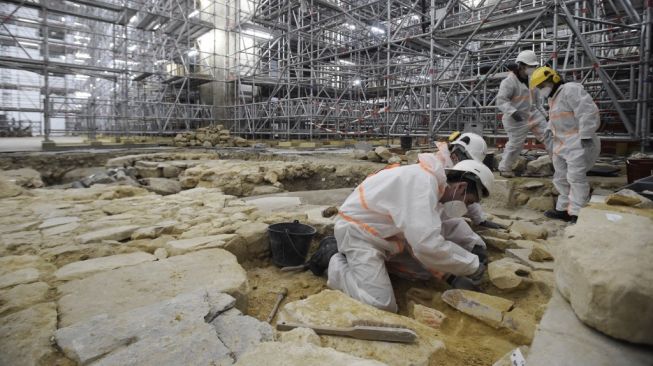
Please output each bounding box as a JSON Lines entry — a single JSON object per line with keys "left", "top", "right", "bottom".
{"left": 435, "top": 141, "right": 487, "bottom": 225}
{"left": 327, "top": 153, "right": 483, "bottom": 312}
{"left": 496, "top": 72, "right": 549, "bottom": 172}
{"left": 547, "top": 82, "right": 601, "bottom": 216}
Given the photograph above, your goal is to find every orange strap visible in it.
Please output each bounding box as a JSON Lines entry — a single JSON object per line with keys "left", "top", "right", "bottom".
{"left": 338, "top": 211, "right": 381, "bottom": 238}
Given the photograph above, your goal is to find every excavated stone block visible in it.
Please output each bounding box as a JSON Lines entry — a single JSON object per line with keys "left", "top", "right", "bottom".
{"left": 555, "top": 207, "right": 653, "bottom": 345}
{"left": 278, "top": 289, "right": 444, "bottom": 366}
{"left": 488, "top": 258, "right": 533, "bottom": 291}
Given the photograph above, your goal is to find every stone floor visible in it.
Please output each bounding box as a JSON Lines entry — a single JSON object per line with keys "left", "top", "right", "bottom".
{"left": 0, "top": 147, "right": 643, "bottom": 366}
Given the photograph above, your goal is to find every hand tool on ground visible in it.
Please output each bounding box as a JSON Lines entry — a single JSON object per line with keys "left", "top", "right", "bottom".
{"left": 277, "top": 320, "right": 417, "bottom": 343}
{"left": 266, "top": 287, "right": 288, "bottom": 323}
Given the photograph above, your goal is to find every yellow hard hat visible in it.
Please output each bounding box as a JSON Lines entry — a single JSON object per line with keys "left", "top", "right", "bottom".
{"left": 530, "top": 66, "right": 561, "bottom": 89}
{"left": 448, "top": 131, "right": 462, "bottom": 142}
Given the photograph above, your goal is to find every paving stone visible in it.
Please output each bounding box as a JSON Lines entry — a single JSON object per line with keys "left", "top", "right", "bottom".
{"left": 77, "top": 225, "right": 140, "bottom": 244}
{"left": 211, "top": 314, "right": 274, "bottom": 359}
{"left": 166, "top": 234, "right": 237, "bottom": 255}
{"left": 0, "top": 268, "right": 40, "bottom": 289}
{"left": 41, "top": 222, "right": 80, "bottom": 237}
{"left": 0, "top": 220, "right": 40, "bottom": 234}
{"left": 0, "top": 230, "right": 42, "bottom": 250}
{"left": 57, "top": 249, "right": 248, "bottom": 327}
{"left": 278, "top": 289, "right": 444, "bottom": 366}
{"left": 0, "top": 302, "right": 57, "bottom": 366}
{"left": 130, "top": 221, "right": 177, "bottom": 240}
{"left": 234, "top": 342, "right": 388, "bottom": 366}
{"left": 56, "top": 289, "right": 235, "bottom": 365}
{"left": 54, "top": 252, "right": 157, "bottom": 281}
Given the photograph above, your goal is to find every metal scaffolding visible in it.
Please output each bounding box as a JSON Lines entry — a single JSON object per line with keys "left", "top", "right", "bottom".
{"left": 226, "top": 0, "right": 652, "bottom": 144}
{"left": 0, "top": 0, "right": 221, "bottom": 139}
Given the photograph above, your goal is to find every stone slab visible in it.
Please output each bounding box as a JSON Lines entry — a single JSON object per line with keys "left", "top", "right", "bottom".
{"left": 556, "top": 207, "right": 653, "bottom": 344}
{"left": 42, "top": 221, "right": 80, "bottom": 237}
{"left": 506, "top": 248, "right": 554, "bottom": 271}
{"left": 57, "top": 249, "right": 248, "bottom": 326}
{"left": 278, "top": 289, "right": 444, "bottom": 366}
{"left": 234, "top": 342, "right": 387, "bottom": 366}
{"left": 56, "top": 289, "right": 235, "bottom": 365}
{"left": 38, "top": 216, "right": 80, "bottom": 229}
{"left": 527, "top": 291, "right": 653, "bottom": 366}
{"left": 0, "top": 268, "right": 40, "bottom": 289}
{"left": 166, "top": 234, "right": 237, "bottom": 255}
{"left": 441, "top": 289, "right": 513, "bottom": 328}
{"left": 246, "top": 196, "right": 302, "bottom": 211}
{"left": 54, "top": 252, "right": 157, "bottom": 281}
{"left": 77, "top": 225, "right": 140, "bottom": 244}
{"left": 211, "top": 313, "right": 274, "bottom": 359}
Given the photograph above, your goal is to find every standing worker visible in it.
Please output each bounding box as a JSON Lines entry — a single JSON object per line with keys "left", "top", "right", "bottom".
{"left": 530, "top": 66, "right": 600, "bottom": 223}
{"left": 327, "top": 154, "right": 494, "bottom": 312}
{"left": 496, "top": 50, "right": 549, "bottom": 177}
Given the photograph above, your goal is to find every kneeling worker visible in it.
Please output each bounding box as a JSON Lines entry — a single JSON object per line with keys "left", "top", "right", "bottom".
{"left": 327, "top": 154, "right": 494, "bottom": 312}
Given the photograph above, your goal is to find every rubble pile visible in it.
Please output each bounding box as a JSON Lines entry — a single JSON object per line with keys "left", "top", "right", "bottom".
{"left": 352, "top": 146, "right": 420, "bottom": 165}
{"left": 173, "top": 125, "right": 250, "bottom": 148}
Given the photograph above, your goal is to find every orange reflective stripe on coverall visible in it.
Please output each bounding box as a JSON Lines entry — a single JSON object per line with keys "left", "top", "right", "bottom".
{"left": 327, "top": 153, "right": 481, "bottom": 312}
{"left": 547, "top": 82, "right": 601, "bottom": 216}
{"left": 497, "top": 72, "right": 549, "bottom": 172}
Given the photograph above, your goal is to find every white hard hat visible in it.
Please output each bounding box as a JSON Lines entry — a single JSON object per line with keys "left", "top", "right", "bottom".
{"left": 450, "top": 132, "right": 488, "bottom": 162}
{"left": 515, "top": 50, "right": 538, "bottom": 66}
{"left": 446, "top": 160, "right": 494, "bottom": 197}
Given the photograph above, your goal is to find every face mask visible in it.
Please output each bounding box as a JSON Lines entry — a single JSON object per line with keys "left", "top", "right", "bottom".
{"left": 525, "top": 67, "right": 536, "bottom": 76}
{"left": 443, "top": 201, "right": 468, "bottom": 218}
{"left": 442, "top": 185, "right": 468, "bottom": 218}
{"left": 539, "top": 86, "right": 553, "bottom": 98}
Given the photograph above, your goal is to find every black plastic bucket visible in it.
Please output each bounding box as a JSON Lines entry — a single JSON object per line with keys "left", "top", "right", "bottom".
{"left": 400, "top": 136, "right": 413, "bottom": 150}
{"left": 268, "top": 220, "right": 317, "bottom": 267}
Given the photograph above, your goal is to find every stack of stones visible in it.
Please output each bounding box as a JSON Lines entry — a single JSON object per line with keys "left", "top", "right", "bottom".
{"left": 173, "top": 125, "right": 249, "bottom": 148}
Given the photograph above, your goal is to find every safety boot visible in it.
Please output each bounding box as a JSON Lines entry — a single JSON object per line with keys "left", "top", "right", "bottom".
{"left": 306, "top": 236, "right": 339, "bottom": 276}
{"left": 544, "top": 209, "right": 573, "bottom": 222}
